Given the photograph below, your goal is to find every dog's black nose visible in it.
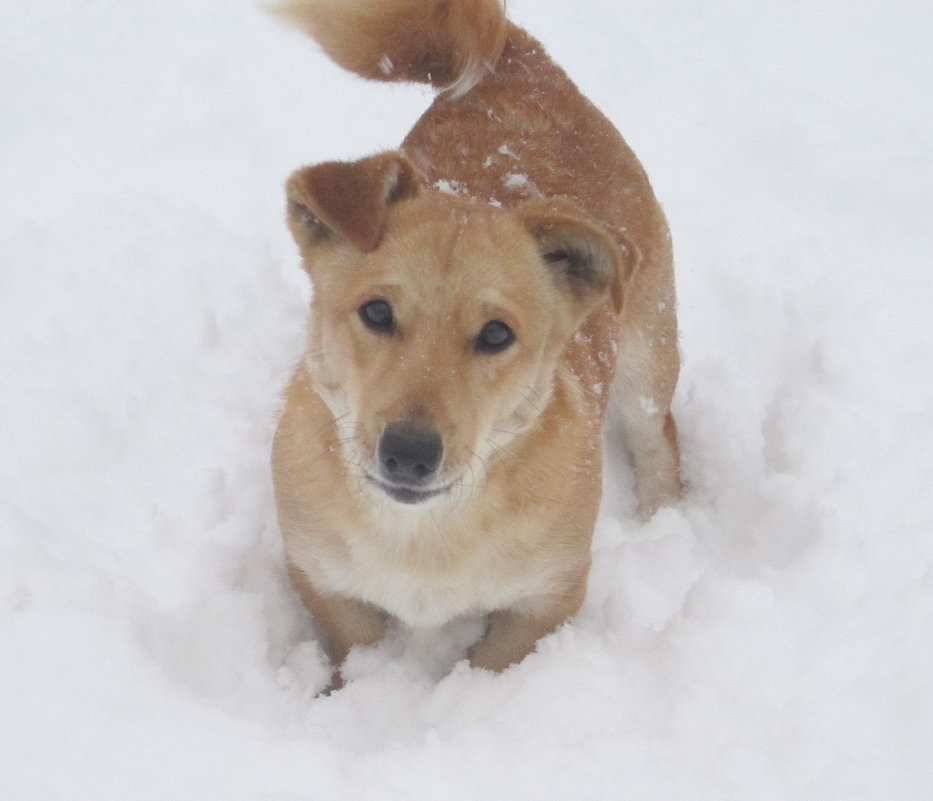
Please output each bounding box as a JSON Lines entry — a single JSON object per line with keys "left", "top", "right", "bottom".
{"left": 379, "top": 423, "right": 443, "bottom": 485}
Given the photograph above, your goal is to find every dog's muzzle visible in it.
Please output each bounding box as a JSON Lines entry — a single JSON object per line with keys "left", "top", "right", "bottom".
{"left": 368, "top": 423, "right": 448, "bottom": 505}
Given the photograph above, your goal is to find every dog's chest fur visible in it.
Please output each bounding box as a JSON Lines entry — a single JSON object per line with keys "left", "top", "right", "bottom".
{"left": 304, "top": 518, "right": 570, "bottom": 627}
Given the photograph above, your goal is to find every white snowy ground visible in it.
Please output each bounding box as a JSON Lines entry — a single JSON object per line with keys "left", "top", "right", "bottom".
{"left": 2, "top": 0, "right": 931, "bottom": 798}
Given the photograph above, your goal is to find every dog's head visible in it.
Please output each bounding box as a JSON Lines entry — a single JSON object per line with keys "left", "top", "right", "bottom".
{"left": 285, "top": 152, "right": 634, "bottom": 508}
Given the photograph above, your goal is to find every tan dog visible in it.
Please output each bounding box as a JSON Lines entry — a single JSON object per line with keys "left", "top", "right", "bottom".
{"left": 272, "top": 0, "right": 681, "bottom": 684}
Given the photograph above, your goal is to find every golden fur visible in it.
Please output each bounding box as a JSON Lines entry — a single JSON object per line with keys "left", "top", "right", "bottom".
{"left": 272, "top": 0, "right": 681, "bottom": 686}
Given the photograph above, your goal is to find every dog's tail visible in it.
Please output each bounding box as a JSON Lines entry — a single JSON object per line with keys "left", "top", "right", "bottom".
{"left": 274, "top": 0, "right": 508, "bottom": 99}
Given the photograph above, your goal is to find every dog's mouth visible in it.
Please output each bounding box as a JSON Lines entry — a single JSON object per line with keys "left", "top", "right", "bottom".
{"left": 364, "top": 474, "right": 453, "bottom": 506}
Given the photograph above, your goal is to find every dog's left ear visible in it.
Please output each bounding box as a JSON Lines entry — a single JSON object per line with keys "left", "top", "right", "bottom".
{"left": 286, "top": 151, "right": 419, "bottom": 254}
{"left": 515, "top": 198, "right": 638, "bottom": 316}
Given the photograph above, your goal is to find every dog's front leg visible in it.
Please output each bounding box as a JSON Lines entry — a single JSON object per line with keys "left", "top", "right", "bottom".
{"left": 468, "top": 580, "right": 587, "bottom": 672}
{"left": 287, "top": 563, "right": 386, "bottom": 686}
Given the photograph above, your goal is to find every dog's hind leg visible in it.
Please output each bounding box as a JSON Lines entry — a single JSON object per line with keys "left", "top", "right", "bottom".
{"left": 609, "top": 311, "right": 682, "bottom": 518}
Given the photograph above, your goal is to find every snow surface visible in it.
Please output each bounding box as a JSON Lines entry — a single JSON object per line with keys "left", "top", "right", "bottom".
{"left": 2, "top": 0, "right": 932, "bottom": 798}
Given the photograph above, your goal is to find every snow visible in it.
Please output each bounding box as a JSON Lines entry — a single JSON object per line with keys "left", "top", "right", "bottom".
{"left": 2, "top": 0, "right": 932, "bottom": 798}
{"left": 502, "top": 172, "right": 531, "bottom": 189}
{"left": 434, "top": 179, "right": 469, "bottom": 196}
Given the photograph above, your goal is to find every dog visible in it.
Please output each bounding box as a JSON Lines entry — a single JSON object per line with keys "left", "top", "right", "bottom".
{"left": 271, "top": 0, "right": 681, "bottom": 685}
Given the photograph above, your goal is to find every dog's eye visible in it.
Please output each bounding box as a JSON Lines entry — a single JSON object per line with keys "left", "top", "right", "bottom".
{"left": 543, "top": 249, "right": 570, "bottom": 264}
{"left": 475, "top": 320, "right": 515, "bottom": 354}
{"left": 358, "top": 299, "right": 395, "bottom": 334}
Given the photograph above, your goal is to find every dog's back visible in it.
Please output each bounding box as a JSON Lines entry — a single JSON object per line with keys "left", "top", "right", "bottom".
{"left": 278, "top": 1, "right": 666, "bottom": 256}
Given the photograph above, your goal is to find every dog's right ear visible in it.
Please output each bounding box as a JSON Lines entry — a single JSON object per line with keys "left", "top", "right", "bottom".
{"left": 286, "top": 151, "right": 419, "bottom": 255}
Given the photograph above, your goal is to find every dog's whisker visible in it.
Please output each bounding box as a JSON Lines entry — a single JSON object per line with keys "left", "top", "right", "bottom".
{"left": 521, "top": 391, "right": 542, "bottom": 413}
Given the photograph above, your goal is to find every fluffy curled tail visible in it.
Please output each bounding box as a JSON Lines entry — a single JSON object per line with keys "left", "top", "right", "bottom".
{"left": 274, "top": 0, "right": 508, "bottom": 98}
